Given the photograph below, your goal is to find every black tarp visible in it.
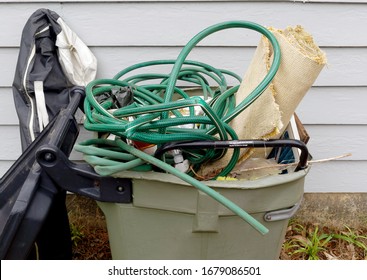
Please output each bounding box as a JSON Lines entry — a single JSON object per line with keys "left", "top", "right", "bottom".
{"left": 13, "top": 8, "right": 96, "bottom": 149}
{"left": 0, "top": 8, "right": 96, "bottom": 259}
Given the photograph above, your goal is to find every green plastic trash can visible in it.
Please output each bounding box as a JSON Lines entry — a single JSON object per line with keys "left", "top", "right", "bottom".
{"left": 97, "top": 160, "right": 309, "bottom": 259}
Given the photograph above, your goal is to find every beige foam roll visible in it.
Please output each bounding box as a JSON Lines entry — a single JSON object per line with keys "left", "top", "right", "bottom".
{"left": 198, "top": 26, "right": 326, "bottom": 179}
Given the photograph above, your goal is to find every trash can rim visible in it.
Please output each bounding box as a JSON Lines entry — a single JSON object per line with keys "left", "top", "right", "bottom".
{"left": 109, "top": 166, "right": 310, "bottom": 190}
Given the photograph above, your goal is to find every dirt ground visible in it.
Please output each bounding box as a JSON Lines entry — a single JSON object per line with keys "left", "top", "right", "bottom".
{"left": 66, "top": 194, "right": 367, "bottom": 260}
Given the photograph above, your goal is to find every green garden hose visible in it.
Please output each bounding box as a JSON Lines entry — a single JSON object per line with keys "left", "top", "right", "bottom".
{"left": 75, "top": 20, "right": 281, "bottom": 235}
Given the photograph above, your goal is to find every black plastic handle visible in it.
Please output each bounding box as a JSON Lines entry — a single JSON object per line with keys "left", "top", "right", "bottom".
{"left": 155, "top": 139, "right": 309, "bottom": 171}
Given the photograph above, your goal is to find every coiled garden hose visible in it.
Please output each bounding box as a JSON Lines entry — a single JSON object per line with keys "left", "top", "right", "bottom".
{"left": 75, "top": 20, "right": 281, "bottom": 235}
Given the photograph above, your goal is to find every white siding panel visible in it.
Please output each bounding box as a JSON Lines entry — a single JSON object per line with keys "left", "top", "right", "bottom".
{"left": 0, "top": 125, "right": 93, "bottom": 161}
{"left": 305, "top": 161, "right": 367, "bottom": 193}
{"left": 0, "top": 48, "right": 17, "bottom": 87}
{"left": 0, "top": 89, "right": 86, "bottom": 125}
{"left": 0, "top": 126, "right": 21, "bottom": 160}
{"left": 0, "top": 2, "right": 367, "bottom": 47}
{"left": 7, "top": 124, "right": 365, "bottom": 161}
{"left": 0, "top": 88, "right": 18, "bottom": 125}
{"left": 0, "top": 125, "right": 365, "bottom": 193}
{"left": 0, "top": 123, "right": 366, "bottom": 191}
{"left": 0, "top": 161, "right": 16, "bottom": 178}
{"left": 4, "top": 124, "right": 359, "bottom": 161}
{"left": 305, "top": 124, "right": 367, "bottom": 161}
{"left": 2, "top": 86, "right": 367, "bottom": 126}
{"left": 1, "top": 47, "right": 366, "bottom": 87}
{"left": 297, "top": 87, "right": 367, "bottom": 125}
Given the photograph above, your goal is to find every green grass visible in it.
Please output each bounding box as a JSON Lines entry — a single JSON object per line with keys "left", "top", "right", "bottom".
{"left": 332, "top": 226, "right": 367, "bottom": 255}
{"left": 70, "top": 222, "right": 85, "bottom": 247}
{"left": 282, "top": 223, "right": 367, "bottom": 260}
{"left": 291, "top": 225, "right": 333, "bottom": 260}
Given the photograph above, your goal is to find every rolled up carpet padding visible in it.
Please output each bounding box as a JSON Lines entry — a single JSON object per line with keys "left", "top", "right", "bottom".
{"left": 199, "top": 25, "right": 326, "bottom": 178}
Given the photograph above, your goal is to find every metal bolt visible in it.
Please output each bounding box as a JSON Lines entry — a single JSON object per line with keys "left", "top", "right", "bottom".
{"left": 116, "top": 186, "right": 125, "bottom": 193}
{"left": 44, "top": 152, "right": 55, "bottom": 162}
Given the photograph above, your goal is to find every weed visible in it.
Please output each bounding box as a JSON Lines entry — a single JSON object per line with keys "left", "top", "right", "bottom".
{"left": 70, "top": 222, "right": 85, "bottom": 247}
{"left": 288, "top": 225, "right": 333, "bottom": 260}
{"left": 332, "top": 226, "right": 367, "bottom": 258}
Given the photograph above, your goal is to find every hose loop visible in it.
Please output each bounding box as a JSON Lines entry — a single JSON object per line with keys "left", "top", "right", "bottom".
{"left": 77, "top": 21, "right": 283, "bottom": 234}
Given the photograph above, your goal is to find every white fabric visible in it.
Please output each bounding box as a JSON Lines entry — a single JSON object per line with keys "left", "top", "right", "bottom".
{"left": 24, "top": 45, "right": 37, "bottom": 141}
{"left": 56, "top": 18, "right": 97, "bottom": 86}
{"left": 34, "top": 81, "right": 49, "bottom": 131}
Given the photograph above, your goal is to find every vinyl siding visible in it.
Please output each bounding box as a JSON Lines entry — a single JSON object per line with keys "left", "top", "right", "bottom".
{"left": 0, "top": 0, "right": 366, "bottom": 192}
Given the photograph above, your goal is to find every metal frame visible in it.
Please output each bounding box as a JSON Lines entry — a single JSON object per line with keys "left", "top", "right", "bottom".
{"left": 0, "top": 88, "right": 132, "bottom": 259}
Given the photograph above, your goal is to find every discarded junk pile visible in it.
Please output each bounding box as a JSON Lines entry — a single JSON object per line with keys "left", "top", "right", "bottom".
{"left": 0, "top": 9, "right": 326, "bottom": 260}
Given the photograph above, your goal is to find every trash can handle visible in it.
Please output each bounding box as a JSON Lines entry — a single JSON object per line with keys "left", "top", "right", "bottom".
{"left": 154, "top": 139, "right": 309, "bottom": 172}
{"left": 264, "top": 197, "right": 303, "bottom": 222}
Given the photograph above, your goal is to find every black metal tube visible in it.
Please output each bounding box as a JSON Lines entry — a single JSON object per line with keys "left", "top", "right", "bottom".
{"left": 155, "top": 139, "right": 309, "bottom": 171}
